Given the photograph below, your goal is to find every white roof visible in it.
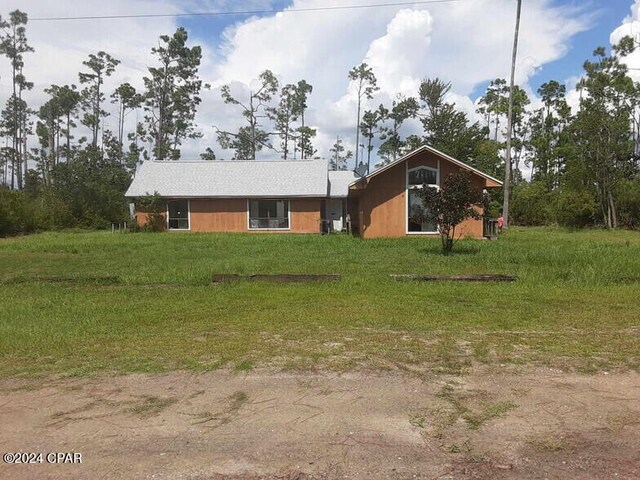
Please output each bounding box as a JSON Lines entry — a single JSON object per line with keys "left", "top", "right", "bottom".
{"left": 328, "top": 170, "right": 359, "bottom": 198}
{"left": 125, "top": 159, "right": 331, "bottom": 198}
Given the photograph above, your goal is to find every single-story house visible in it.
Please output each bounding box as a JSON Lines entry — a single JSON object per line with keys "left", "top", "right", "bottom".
{"left": 125, "top": 145, "right": 502, "bottom": 238}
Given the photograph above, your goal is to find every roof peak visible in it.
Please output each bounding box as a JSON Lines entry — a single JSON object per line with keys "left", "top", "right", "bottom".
{"left": 351, "top": 144, "right": 502, "bottom": 187}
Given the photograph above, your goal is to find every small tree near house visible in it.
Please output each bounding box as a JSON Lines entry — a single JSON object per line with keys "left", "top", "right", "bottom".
{"left": 135, "top": 192, "right": 166, "bottom": 232}
{"left": 416, "top": 171, "right": 482, "bottom": 255}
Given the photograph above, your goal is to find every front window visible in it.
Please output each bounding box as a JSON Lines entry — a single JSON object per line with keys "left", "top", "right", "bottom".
{"left": 249, "top": 199, "right": 289, "bottom": 229}
{"left": 168, "top": 200, "right": 189, "bottom": 230}
{"left": 408, "top": 166, "right": 438, "bottom": 233}
{"left": 408, "top": 189, "right": 437, "bottom": 232}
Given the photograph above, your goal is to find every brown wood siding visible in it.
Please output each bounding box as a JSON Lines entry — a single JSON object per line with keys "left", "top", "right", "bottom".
{"left": 290, "top": 198, "right": 322, "bottom": 233}
{"left": 134, "top": 211, "right": 161, "bottom": 227}
{"left": 358, "top": 162, "right": 406, "bottom": 238}
{"left": 353, "top": 150, "right": 487, "bottom": 239}
{"left": 136, "top": 198, "right": 322, "bottom": 234}
{"left": 190, "top": 198, "right": 246, "bottom": 232}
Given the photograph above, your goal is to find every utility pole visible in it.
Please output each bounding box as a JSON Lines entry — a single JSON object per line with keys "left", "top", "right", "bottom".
{"left": 502, "top": 0, "right": 522, "bottom": 229}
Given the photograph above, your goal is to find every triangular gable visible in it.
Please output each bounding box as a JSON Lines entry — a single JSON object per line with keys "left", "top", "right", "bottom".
{"left": 350, "top": 145, "right": 503, "bottom": 188}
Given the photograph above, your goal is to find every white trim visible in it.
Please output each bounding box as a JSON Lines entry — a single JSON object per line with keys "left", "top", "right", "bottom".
{"left": 405, "top": 162, "right": 440, "bottom": 235}
{"left": 407, "top": 163, "right": 439, "bottom": 187}
{"left": 246, "top": 198, "right": 292, "bottom": 231}
{"left": 167, "top": 199, "right": 191, "bottom": 231}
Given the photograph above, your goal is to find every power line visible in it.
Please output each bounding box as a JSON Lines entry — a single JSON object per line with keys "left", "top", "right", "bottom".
{"left": 30, "top": 0, "right": 462, "bottom": 22}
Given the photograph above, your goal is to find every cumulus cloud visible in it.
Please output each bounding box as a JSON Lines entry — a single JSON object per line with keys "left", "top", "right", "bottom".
{"left": 364, "top": 9, "right": 433, "bottom": 97}
{"left": 212, "top": 0, "right": 591, "bottom": 161}
{"left": 611, "top": 0, "right": 640, "bottom": 81}
{"left": 0, "top": 0, "right": 593, "bottom": 163}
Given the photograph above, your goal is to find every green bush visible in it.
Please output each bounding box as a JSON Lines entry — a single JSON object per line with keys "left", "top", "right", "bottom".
{"left": 553, "top": 187, "right": 598, "bottom": 228}
{"left": 34, "top": 189, "right": 76, "bottom": 230}
{"left": 617, "top": 178, "right": 640, "bottom": 229}
{"left": 135, "top": 193, "right": 167, "bottom": 232}
{"left": 482, "top": 188, "right": 502, "bottom": 218}
{"left": 49, "top": 157, "right": 131, "bottom": 229}
{"left": 510, "top": 181, "right": 554, "bottom": 226}
{"left": 0, "top": 189, "right": 40, "bottom": 236}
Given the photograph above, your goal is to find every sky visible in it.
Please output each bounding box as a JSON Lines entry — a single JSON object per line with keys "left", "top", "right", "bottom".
{"left": 1, "top": 0, "right": 640, "bottom": 167}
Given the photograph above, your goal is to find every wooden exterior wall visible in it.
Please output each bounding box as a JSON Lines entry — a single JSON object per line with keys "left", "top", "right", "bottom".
{"left": 350, "top": 150, "right": 487, "bottom": 239}
{"left": 135, "top": 198, "right": 323, "bottom": 234}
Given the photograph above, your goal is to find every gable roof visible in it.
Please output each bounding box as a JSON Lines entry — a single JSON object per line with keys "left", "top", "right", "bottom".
{"left": 125, "top": 159, "right": 330, "bottom": 198}
{"left": 350, "top": 145, "right": 503, "bottom": 188}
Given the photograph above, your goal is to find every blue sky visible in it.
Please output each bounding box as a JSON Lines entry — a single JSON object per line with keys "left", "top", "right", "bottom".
{"left": 1, "top": 0, "right": 639, "bottom": 162}
{"left": 526, "top": 0, "right": 633, "bottom": 91}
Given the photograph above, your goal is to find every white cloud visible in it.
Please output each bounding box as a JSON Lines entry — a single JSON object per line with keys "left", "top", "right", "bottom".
{"left": 0, "top": 0, "right": 593, "bottom": 164}
{"left": 212, "top": 0, "right": 591, "bottom": 162}
{"left": 611, "top": 0, "right": 640, "bottom": 81}
{"left": 364, "top": 8, "right": 433, "bottom": 97}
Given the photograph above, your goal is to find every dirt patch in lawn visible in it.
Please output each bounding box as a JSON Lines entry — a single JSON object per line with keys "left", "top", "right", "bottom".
{"left": 0, "top": 274, "right": 121, "bottom": 285}
{"left": 0, "top": 366, "right": 638, "bottom": 479}
{"left": 212, "top": 274, "right": 341, "bottom": 283}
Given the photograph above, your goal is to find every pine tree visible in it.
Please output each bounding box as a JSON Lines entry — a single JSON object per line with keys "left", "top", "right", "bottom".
{"left": 349, "top": 63, "right": 379, "bottom": 170}
{"left": 78, "top": 51, "right": 120, "bottom": 149}
{"left": 143, "top": 27, "right": 204, "bottom": 160}
{"left": 217, "top": 70, "right": 278, "bottom": 160}
{"left": 377, "top": 96, "right": 418, "bottom": 164}
{"left": 329, "top": 137, "right": 352, "bottom": 171}
{"left": 0, "top": 10, "right": 34, "bottom": 189}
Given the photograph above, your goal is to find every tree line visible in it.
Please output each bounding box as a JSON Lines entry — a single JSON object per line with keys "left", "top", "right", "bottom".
{"left": 344, "top": 42, "right": 640, "bottom": 230}
{"left": 0, "top": 8, "right": 639, "bottom": 235}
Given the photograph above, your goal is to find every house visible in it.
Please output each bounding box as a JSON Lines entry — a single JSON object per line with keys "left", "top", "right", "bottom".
{"left": 125, "top": 145, "right": 502, "bottom": 238}
{"left": 348, "top": 145, "right": 502, "bottom": 238}
{"left": 125, "top": 158, "right": 357, "bottom": 234}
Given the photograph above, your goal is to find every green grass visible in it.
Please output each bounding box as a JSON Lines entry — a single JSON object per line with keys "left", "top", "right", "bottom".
{"left": 0, "top": 227, "right": 639, "bottom": 378}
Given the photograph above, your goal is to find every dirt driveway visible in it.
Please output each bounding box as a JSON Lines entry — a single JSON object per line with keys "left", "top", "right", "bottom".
{"left": 1, "top": 366, "right": 639, "bottom": 479}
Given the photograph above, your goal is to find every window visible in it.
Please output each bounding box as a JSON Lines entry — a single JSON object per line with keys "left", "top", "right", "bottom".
{"left": 407, "top": 166, "right": 438, "bottom": 233}
{"left": 408, "top": 189, "right": 437, "bottom": 232}
{"left": 168, "top": 200, "right": 189, "bottom": 230}
{"left": 408, "top": 167, "right": 437, "bottom": 187}
{"left": 248, "top": 200, "right": 289, "bottom": 229}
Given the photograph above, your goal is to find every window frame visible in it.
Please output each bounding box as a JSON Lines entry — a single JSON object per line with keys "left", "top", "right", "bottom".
{"left": 166, "top": 199, "right": 191, "bottom": 231}
{"left": 246, "top": 199, "right": 291, "bottom": 231}
{"left": 406, "top": 163, "right": 440, "bottom": 235}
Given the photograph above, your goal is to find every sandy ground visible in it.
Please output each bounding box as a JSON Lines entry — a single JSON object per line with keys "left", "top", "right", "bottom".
{"left": 0, "top": 366, "right": 639, "bottom": 479}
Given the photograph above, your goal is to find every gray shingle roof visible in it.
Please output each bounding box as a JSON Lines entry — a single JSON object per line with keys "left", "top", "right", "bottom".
{"left": 328, "top": 170, "right": 359, "bottom": 198}
{"left": 125, "top": 159, "right": 332, "bottom": 198}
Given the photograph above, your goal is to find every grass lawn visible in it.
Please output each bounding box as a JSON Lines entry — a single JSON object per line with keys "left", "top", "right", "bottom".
{"left": 0, "top": 227, "right": 639, "bottom": 378}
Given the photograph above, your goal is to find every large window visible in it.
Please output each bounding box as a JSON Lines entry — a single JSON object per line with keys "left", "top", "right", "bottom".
{"left": 249, "top": 199, "right": 290, "bottom": 229}
{"left": 407, "top": 166, "right": 438, "bottom": 233}
{"left": 168, "top": 200, "right": 189, "bottom": 230}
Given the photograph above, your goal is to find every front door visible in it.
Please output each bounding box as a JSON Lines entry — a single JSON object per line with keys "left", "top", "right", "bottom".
{"left": 326, "top": 199, "right": 344, "bottom": 232}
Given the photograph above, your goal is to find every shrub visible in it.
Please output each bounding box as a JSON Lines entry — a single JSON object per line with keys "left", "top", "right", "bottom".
{"left": 617, "top": 178, "right": 640, "bottom": 229}
{"left": 417, "top": 171, "right": 482, "bottom": 255}
{"left": 135, "top": 193, "right": 166, "bottom": 232}
{"left": 0, "top": 189, "right": 39, "bottom": 236}
{"left": 554, "top": 187, "right": 598, "bottom": 228}
{"left": 49, "top": 157, "right": 131, "bottom": 229}
{"left": 510, "top": 181, "right": 554, "bottom": 226}
{"left": 33, "top": 189, "right": 75, "bottom": 230}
